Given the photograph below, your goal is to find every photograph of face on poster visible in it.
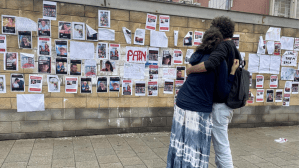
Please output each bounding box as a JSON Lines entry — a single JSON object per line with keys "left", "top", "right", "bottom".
{"left": 97, "top": 42, "right": 108, "bottom": 59}
{"left": 148, "top": 81, "right": 158, "bottom": 96}
{"left": 11, "top": 74, "right": 25, "bottom": 92}
{"left": 0, "top": 75, "right": 6, "bottom": 93}
{"left": 85, "top": 65, "right": 96, "bottom": 77}
{"left": 101, "top": 60, "right": 115, "bottom": 72}
{"left": 294, "top": 70, "right": 299, "bottom": 82}
{"left": 162, "top": 50, "right": 172, "bottom": 66}
{"left": 122, "top": 80, "right": 132, "bottom": 95}
{"left": 4, "top": 52, "right": 18, "bottom": 71}
{"left": 266, "top": 89, "right": 274, "bottom": 103}
{"left": 183, "top": 31, "right": 193, "bottom": 47}
{"left": 38, "top": 19, "right": 51, "bottom": 37}
{"left": 21, "top": 53, "right": 34, "bottom": 69}
{"left": 18, "top": 31, "right": 32, "bottom": 49}
{"left": 72, "top": 22, "right": 85, "bottom": 40}
{"left": 38, "top": 56, "right": 51, "bottom": 74}
{"left": 109, "top": 44, "right": 120, "bottom": 60}
{"left": 81, "top": 77, "right": 92, "bottom": 93}
{"left": 56, "top": 58, "right": 67, "bottom": 74}
{"left": 43, "top": 1, "right": 57, "bottom": 20}
{"left": 134, "top": 29, "right": 145, "bottom": 46}
{"left": 70, "top": 60, "right": 81, "bottom": 75}
{"left": 38, "top": 37, "right": 51, "bottom": 56}
{"left": 2, "top": 15, "right": 16, "bottom": 34}
{"left": 176, "top": 66, "right": 186, "bottom": 81}
{"left": 135, "top": 81, "right": 146, "bottom": 96}
{"left": 98, "top": 10, "right": 110, "bottom": 28}
{"left": 59, "top": 22, "right": 71, "bottom": 39}
{"left": 148, "top": 48, "right": 159, "bottom": 63}
{"left": 97, "top": 77, "right": 108, "bottom": 93}
{"left": 110, "top": 77, "right": 120, "bottom": 92}
{"left": 55, "top": 40, "right": 68, "bottom": 57}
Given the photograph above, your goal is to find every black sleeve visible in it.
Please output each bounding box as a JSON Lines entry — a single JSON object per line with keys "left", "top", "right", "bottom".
{"left": 204, "top": 42, "right": 228, "bottom": 72}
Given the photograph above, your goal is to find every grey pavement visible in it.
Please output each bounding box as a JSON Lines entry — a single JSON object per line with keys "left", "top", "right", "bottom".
{"left": 0, "top": 126, "right": 299, "bottom": 168}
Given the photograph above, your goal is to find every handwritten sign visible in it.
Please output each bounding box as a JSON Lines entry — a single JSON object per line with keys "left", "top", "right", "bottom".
{"left": 126, "top": 46, "right": 147, "bottom": 63}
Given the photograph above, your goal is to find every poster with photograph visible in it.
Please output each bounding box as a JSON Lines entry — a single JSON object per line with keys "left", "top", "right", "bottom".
{"left": 284, "top": 81, "right": 292, "bottom": 94}
{"left": 2, "top": 15, "right": 16, "bottom": 34}
{"left": 135, "top": 81, "right": 146, "bottom": 96}
{"left": 28, "top": 75, "right": 43, "bottom": 93}
{"left": 97, "top": 42, "right": 108, "bottom": 59}
{"left": 65, "top": 77, "right": 78, "bottom": 93}
{"left": 162, "top": 50, "right": 172, "bottom": 66}
{"left": 256, "top": 75, "right": 264, "bottom": 88}
{"left": 274, "top": 42, "right": 281, "bottom": 55}
{"left": 98, "top": 10, "right": 110, "bottom": 28}
{"left": 21, "top": 53, "right": 34, "bottom": 69}
{"left": 164, "top": 79, "right": 174, "bottom": 94}
{"left": 126, "top": 46, "right": 147, "bottom": 63}
{"left": 148, "top": 81, "right": 158, "bottom": 96}
{"left": 247, "top": 90, "right": 254, "bottom": 104}
{"left": 176, "top": 66, "right": 186, "bottom": 81}
{"left": 134, "top": 28, "right": 145, "bottom": 45}
{"left": 270, "top": 75, "right": 278, "bottom": 88}
{"left": 183, "top": 31, "right": 193, "bottom": 47}
{"left": 72, "top": 22, "right": 85, "bottom": 40}
{"left": 38, "top": 56, "right": 51, "bottom": 74}
{"left": 194, "top": 31, "right": 203, "bottom": 46}
{"left": 266, "top": 89, "right": 274, "bottom": 103}
{"left": 38, "top": 19, "right": 51, "bottom": 37}
{"left": 97, "top": 77, "right": 108, "bottom": 93}
{"left": 294, "top": 70, "right": 299, "bottom": 82}
{"left": 58, "top": 21, "right": 71, "bottom": 39}
{"left": 275, "top": 89, "right": 283, "bottom": 102}
{"left": 256, "top": 89, "right": 264, "bottom": 102}
{"left": 292, "top": 82, "right": 298, "bottom": 94}
{"left": 149, "top": 65, "right": 158, "bottom": 80}
{"left": 43, "top": 1, "right": 57, "bottom": 20}
{"left": 283, "top": 94, "right": 290, "bottom": 106}
{"left": 232, "top": 34, "right": 240, "bottom": 49}
{"left": 122, "top": 27, "right": 132, "bottom": 44}
{"left": 281, "top": 67, "right": 295, "bottom": 80}
{"left": 159, "top": 15, "right": 169, "bottom": 31}
{"left": 55, "top": 40, "right": 68, "bottom": 57}
{"left": 101, "top": 60, "right": 115, "bottom": 72}
{"left": 109, "top": 44, "right": 120, "bottom": 60}
{"left": 124, "top": 63, "right": 145, "bottom": 79}
{"left": 4, "top": 52, "right": 18, "bottom": 71}
{"left": 163, "top": 68, "right": 176, "bottom": 79}
{"left": 84, "top": 59, "right": 97, "bottom": 77}
{"left": 47, "top": 75, "right": 60, "bottom": 92}
{"left": 185, "top": 49, "right": 194, "bottom": 64}
{"left": 110, "top": 77, "right": 120, "bottom": 92}
{"left": 38, "top": 37, "right": 51, "bottom": 56}
{"left": 148, "top": 48, "right": 159, "bottom": 63}
{"left": 18, "top": 31, "right": 32, "bottom": 49}
{"left": 70, "top": 60, "right": 81, "bottom": 75}
{"left": 56, "top": 57, "right": 67, "bottom": 74}
{"left": 173, "top": 49, "right": 183, "bottom": 64}
{"left": 0, "top": 75, "right": 6, "bottom": 93}
{"left": 175, "top": 80, "right": 184, "bottom": 96}
{"left": 11, "top": 74, "right": 25, "bottom": 92}
{"left": 81, "top": 77, "right": 92, "bottom": 93}
{"left": 86, "top": 24, "right": 97, "bottom": 41}
{"left": 146, "top": 13, "right": 157, "bottom": 30}
{"left": 0, "top": 35, "right": 7, "bottom": 53}
{"left": 98, "top": 28, "right": 115, "bottom": 41}
{"left": 122, "top": 80, "right": 132, "bottom": 95}
{"left": 281, "top": 51, "right": 297, "bottom": 67}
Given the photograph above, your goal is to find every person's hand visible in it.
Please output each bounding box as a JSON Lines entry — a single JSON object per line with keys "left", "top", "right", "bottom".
{"left": 230, "top": 59, "right": 239, "bottom": 75}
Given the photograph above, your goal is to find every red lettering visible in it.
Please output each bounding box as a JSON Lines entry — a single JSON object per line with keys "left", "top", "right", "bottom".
{"left": 127, "top": 50, "right": 133, "bottom": 61}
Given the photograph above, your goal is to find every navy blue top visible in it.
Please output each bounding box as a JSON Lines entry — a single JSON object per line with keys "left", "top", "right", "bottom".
{"left": 176, "top": 51, "right": 235, "bottom": 113}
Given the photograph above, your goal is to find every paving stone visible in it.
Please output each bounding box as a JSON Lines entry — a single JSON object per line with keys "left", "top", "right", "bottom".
{"left": 100, "top": 162, "right": 123, "bottom": 168}
{"left": 5, "top": 154, "right": 30, "bottom": 162}
{"left": 27, "top": 156, "right": 52, "bottom": 166}
{"left": 97, "top": 155, "right": 120, "bottom": 164}
{"left": 1, "top": 162, "right": 27, "bottom": 168}
{"left": 52, "top": 158, "right": 75, "bottom": 167}
{"left": 74, "top": 153, "right": 97, "bottom": 162}
{"left": 76, "top": 161, "right": 100, "bottom": 168}
{"left": 119, "top": 157, "right": 144, "bottom": 166}
{"left": 115, "top": 150, "right": 137, "bottom": 158}
{"left": 143, "top": 158, "right": 166, "bottom": 168}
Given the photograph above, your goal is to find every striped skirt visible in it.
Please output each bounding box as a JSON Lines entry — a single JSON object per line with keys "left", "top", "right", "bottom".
{"left": 166, "top": 105, "right": 213, "bottom": 168}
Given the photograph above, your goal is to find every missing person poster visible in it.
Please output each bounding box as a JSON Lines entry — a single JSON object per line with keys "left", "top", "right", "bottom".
{"left": 256, "top": 89, "right": 264, "bottom": 102}
{"left": 149, "top": 65, "right": 158, "bottom": 80}
{"left": 72, "top": 22, "right": 85, "bottom": 40}
{"left": 4, "top": 52, "right": 18, "bottom": 71}
{"left": 275, "top": 89, "right": 283, "bottom": 102}
{"left": 98, "top": 10, "right": 110, "bottom": 28}
{"left": 65, "top": 77, "right": 78, "bottom": 93}
{"left": 194, "top": 31, "right": 203, "bottom": 46}
{"left": 0, "top": 75, "right": 6, "bottom": 93}
{"left": 70, "top": 60, "right": 81, "bottom": 75}
{"left": 173, "top": 49, "right": 183, "bottom": 64}
{"left": 84, "top": 59, "right": 97, "bottom": 77}
{"left": 18, "top": 31, "right": 32, "bottom": 49}
{"left": 284, "top": 81, "right": 292, "bottom": 94}
{"left": 2, "top": 15, "right": 16, "bottom": 34}
{"left": 86, "top": 24, "right": 97, "bottom": 41}
{"left": 274, "top": 42, "right": 281, "bottom": 55}
{"left": 110, "top": 77, "right": 120, "bottom": 92}
{"left": 164, "top": 79, "right": 174, "bottom": 94}
{"left": 43, "top": 1, "right": 57, "bottom": 20}
{"left": 28, "top": 75, "right": 43, "bottom": 93}
{"left": 81, "top": 77, "right": 92, "bottom": 93}
{"left": 283, "top": 94, "right": 290, "bottom": 106}
{"left": 38, "top": 56, "right": 51, "bottom": 74}
{"left": 185, "top": 49, "right": 194, "bottom": 64}
{"left": 58, "top": 21, "right": 71, "bottom": 39}
{"left": 175, "top": 80, "right": 184, "bottom": 96}
{"left": 270, "top": 75, "right": 278, "bottom": 88}
{"left": 101, "top": 60, "right": 115, "bottom": 72}
{"left": 176, "top": 66, "right": 186, "bottom": 81}
{"left": 0, "top": 35, "right": 7, "bottom": 53}
{"left": 159, "top": 15, "right": 170, "bottom": 31}
{"left": 122, "top": 27, "right": 132, "bottom": 44}
{"left": 247, "top": 90, "right": 254, "bottom": 104}
{"left": 47, "top": 75, "right": 60, "bottom": 92}
{"left": 183, "top": 31, "right": 193, "bottom": 47}
{"left": 146, "top": 13, "right": 157, "bottom": 30}
{"left": 97, "top": 77, "right": 108, "bottom": 93}
{"left": 266, "top": 89, "right": 274, "bottom": 103}
{"left": 292, "top": 82, "right": 299, "bottom": 94}
{"left": 55, "top": 40, "right": 68, "bottom": 57}
{"left": 134, "top": 28, "right": 145, "bottom": 46}
{"left": 232, "top": 34, "right": 240, "bottom": 49}
{"left": 148, "top": 81, "right": 158, "bottom": 96}
{"left": 109, "top": 44, "right": 120, "bottom": 60}
{"left": 148, "top": 47, "right": 159, "bottom": 63}
{"left": 135, "top": 81, "right": 146, "bottom": 96}
{"left": 162, "top": 50, "right": 172, "bottom": 66}
{"left": 56, "top": 57, "right": 67, "bottom": 74}
{"left": 38, "top": 19, "right": 51, "bottom": 37}
{"left": 11, "top": 74, "right": 25, "bottom": 92}
{"left": 38, "top": 37, "right": 51, "bottom": 56}
{"left": 122, "top": 80, "right": 132, "bottom": 95}
{"left": 295, "top": 70, "right": 299, "bottom": 82}
{"left": 97, "top": 42, "right": 108, "bottom": 59}
{"left": 256, "top": 75, "right": 264, "bottom": 88}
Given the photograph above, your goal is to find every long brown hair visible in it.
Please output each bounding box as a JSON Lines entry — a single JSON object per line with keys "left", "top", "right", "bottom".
{"left": 196, "top": 27, "right": 223, "bottom": 54}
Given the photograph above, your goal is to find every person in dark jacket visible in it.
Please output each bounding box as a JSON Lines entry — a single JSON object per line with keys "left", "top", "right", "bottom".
{"left": 166, "top": 27, "right": 239, "bottom": 168}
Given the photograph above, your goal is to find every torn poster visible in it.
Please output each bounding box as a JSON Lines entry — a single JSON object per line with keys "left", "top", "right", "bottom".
{"left": 122, "top": 79, "right": 132, "bottom": 95}
{"left": 109, "top": 77, "right": 120, "bottom": 92}
{"left": 256, "top": 75, "right": 264, "bottom": 88}
{"left": 84, "top": 59, "right": 97, "bottom": 77}
{"left": 173, "top": 49, "right": 183, "bottom": 64}
{"left": 0, "top": 35, "right": 7, "bottom": 53}
{"left": 292, "top": 82, "right": 299, "bottom": 94}
{"left": 150, "top": 30, "right": 168, "bottom": 48}
{"left": 164, "top": 79, "right": 174, "bottom": 94}
{"left": 101, "top": 60, "right": 115, "bottom": 72}
{"left": 280, "top": 36, "right": 294, "bottom": 50}
{"left": 267, "top": 41, "right": 274, "bottom": 55}
{"left": 232, "top": 34, "right": 240, "bottom": 49}
{"left": 43, "top": 1, "right": 57, "bottom": 20}
{"left": 97, "top": 77, "right": 108, "bottom": 93}
{"left": 98, "top": 28, "right": 115, "bottom": 41}
{"left": 135, "top": 81, "right": 146, "bottom": 96}
{"left": 194, "top": 31, "right": 203, "bottom": 46}
{"left": 281, "top": 51, "right": 297, "bottom": 67}
{"left": 148, "top": 47, "right": 159, "bottom": 63}
{"left": 247, "top": 90, "right": 254, "bottom": 104}
{"left": 47, "top": 75, "right": 60, "bottom": 92}
{"left": 163, "top": 68, "right": 176, "bottom": 79}
{"left": 55, "top": 40, "right": 68, "bottom": 57}
{"left": 134, "top": 28, "right": 145, "bottom": 45}
{"left": 56, "top": 57, "right": 67, "bottom": 75}
{"left": 28, "top": 75, "right": 43, "bottom": 93}
{"left": 149, "top": 65, "right": 158, "bottom": 80}
{"left": 270, "top": 56, "right": 281, "bottom": 74}
{"left": 98, "top": 10, "right": 110, "bottom": 28}
{"left": 256, "top": 89, "right": 264, "bottom": 102}
{"left": 294, "top": 38, "right": 299, "bottom": 51}
{"left": 70, "top": 41, "right": 94, "bottom": 59}
{"left": 4, "top": 52, "right": 18, "bottom": 71}
{"left": 58, "top": 21, "right": 71, "bottom": 39}
{"left": 175, "top": 80, "right": 184, "bottom": 96}
{"left": 18, "top": 31, "right": 32, "bottom": 49}
{"left": 17, "top": 94, "right": 45, "bottom": 112}
{"left": 0, "top": 75, "right": 6, "bottom": 93}
{"left": 11, "top": 74, "right": 25, "bottom": 92}
{"left": 257, "top": 36, "right": 264, "bottom": 56}
{"left": 146, "top": 13, "right": 157, "bottom": 30}
{"left": 38, "top": 37, "right": 51, "bottom": 56}
{"left": 185, "top": 49, "right": 194, "bottom": 64}
{"left": 283, "top": 95, "right": 290, "bottom": 106}
{"left": 266, "top": 89, "right": 274, "bottom": 103}
{"left": 284, "top": 81, "right": 292, "bottom": 94}
{"left": 176, "top": 66, "right": 186, "bottom": 81}
{"left": 270, "top": 75, "right": 278, "bottom": 88}
{"left": 184, "top": 31, "right": 193, "bottom": 47}
{"left": 174, "top": 31, "right": 178, "bottom": 46}
{"left": 122, "top": 27, "right": 132, "bottom": 44}
{"left": 281, "top": 67, "right": 295, "bottom": 80}
{"left": 294, "top": 70, "right": 299, "bottom": 82}
{"left": 162, "top": 50, "right": 172, "bottom": 66}
{"left": 123, "top": 63, "right": 145, "bottom": 79}
{"left": 97, "top": 42, "right": 108, "bottom": 59}
{"left": 81, "top": 77, "right": 92, "bottom": 94}
{"left": 72, "top": 22, "right": 85, "bottom": 40}
{"left": 38, "top": 56, "right": 51, "bottom": 74}
{"left": 259, "top": 55, "right": 270, "bottom": 74}
{"left": 248, "top": 54, "right": 259, "bottom": 73}
{"left": 274, "top": 42, "right": 281, "bottom": 55}
{"left": 109, "top": 43, "right": 120, "bottom": 60}
{"left": 275, "top": 89, "right": 283, "bottom": 102}
{"left": 21, "top": 53, "right": 34, "bottom": 69}
{"left": 148, "top": 81, "right": 158, "bottom": 96}
{"left": 16, "top": 17, "right": 37, "bottom": 32}
{"left": 126, "top": 46, "right": 147, "bottom": 63}
{"left": 2, "top": 15, "right": 16, "bottom": 34}
{"left": 70, "top": 60, "right": 81, "bottom": 75}
{"left": 265, "top": 27, "right": 281, "bottom": 41}
{"left": 159, "top": 15, "right": 170, "bottom": 31}
{"left": 86, "top": 24, "right": 97, "bottom": 41}
{"left": 65, "top": 77, "right": 78, "bottom": 93}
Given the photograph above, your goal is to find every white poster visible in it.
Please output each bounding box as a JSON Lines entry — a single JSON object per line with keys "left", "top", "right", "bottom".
{"left": 164, "top": 79, "right": 174, "bottom": 94}
{"left": 284, "top": 81, "right": 292, "bottom": 94}
{"left": 21, "top": 53, "right": 34, "bottom": 69}
{"left": 98, "top": 10, "right": 110, "bottom": 28}
{"left": 256, "top": 75, "right": 264, "bottom": 88}
{"left": 294, "top": 38, "right": 299, "bottom": 51}
{"left": 17, "top": 94, "right": 45, "bottom": 112}
{"left": 122, "top": 27, "right": 132, "bottom": 44}
{"left": 257, "top": 36, "right": 264, "bottom": 56}
{"left": 174, "top": 30, "right": 178, "bottom": 46}
{"left": 283, "top": 93, "right": 290, "bottom": 106}
{"left": 259, "top": 55, "right": 270, "bottom": 74}
{"left": 47, "top": 75, "right": 60, "bottom": 92}
{"left": 28, "top": 75, "right": 43, "bottom": 93}
{"left": 175, "top": 80, "right": 184, "bottom": 96}
{"left": 183, "top": 31, "right": 193, "bottom": 47}
{"left": 270, "top": 75, "right": 278, "bottom": 88}
{"left": 43, "top": 1, "right": 57, "bottom": 20}
{"left": 146, "top": 13, "right": 157, "bottom": 31}
{"left": 135, "top": 81, "right": 146, "bottom": 96}
{"left": 185, "top": 49, "right": 194, "bottom": 64}
{"left": 0, "top": 35, "right": 7, "bottom": 53}
{"left": 265, "top": 27, "right": 281, "bottom": 41}
{"left": 232, "top": 34, "right": 240, "bottom": 49}
{"left": 270, "top": 56, "right": 281, "bottom": 74}
{"left": 148, "top": 47, "right": 159, "bottom": 63}
{"left": 86, "top": 24, "right": 97, "bottom": 41}
{"left": 38, "top": 37, "right": 51, "bottom": 56}
{"left": 149, "top": 65, "right": 158, "bottom": 80}
{"left": 122, "top": 79, "right": 132, "bottom": 95}
{"left": 281, "top": 67, "right": 295, "bottom": 80}
{"left": 256, "top": 89, "right": 264, "bottom": 102}
{"left": 123, "top": 63, "right": 145, "bottom": 79}
{"left": 173, "top": 49, "right": 183, "bottom": 64}
{"left": 150, "top": 30, "right": 168, "bottom": 48}
{"left": 0, "top": 75, "right": 6, "bottom": 93}
{"left": 292, "top": 82, "right": 299, "bottom": 94}
{"left": 163, "top": 68, "right": 176, "bottom": 79}
{"left": 248, "top": 54, "right": 259, "bottom": 73}
{"left": 194, "top": 31, "right": 203, "bottom": 46}
{"left": 109, "top": 43, "right": 120, "bottom": 60}
{"left": 70, "top": 41, "right": 94, "bottom": 60}
{"left": 280, "top": 36, "right": 294, "bottom": 50}
{"left": 281, "top": 51, "right": 297, "bottom": 67}
{"left": 72, "top": 22, "right": 85, "bottom": 40}
{"left": 126, "top": 46, "right": 147, "bottom": 63}
{"left": 65, "top": 77, "right": 78, "bottom": 93}
{"left": 98, "top": 28, "right": 115, "bottom": 41}
{"left": 275, "top": 89, "right": 283, "bottom": 102}
{"left": 159, "top": 15, "right": 170, "bottom": 31}
{"left": 84, "top": 59, "right": 97, "bottom": 77}
{"left": 11, "top": 74, "right": 25, "bottom": 92}
{"left": 134, "top": 28, "right": 145, "bottom": 45}
{"left": 97, "top": 42, "right": 108, "bottom": 59}
{"left": 267, "top": 41, "right": 274, "bottom": 55}
{"left": 148, "top": 81, "right": 158, "bottom": 96}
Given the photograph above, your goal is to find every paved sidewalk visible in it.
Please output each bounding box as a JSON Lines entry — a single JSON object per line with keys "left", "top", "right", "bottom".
{"left": 0, "top": 126, "right": 299, "bottom": 168}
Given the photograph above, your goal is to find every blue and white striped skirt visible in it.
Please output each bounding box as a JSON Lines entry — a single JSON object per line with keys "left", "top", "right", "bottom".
{"left": 166, "top": 105, "right": 213, "bottom": 168}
